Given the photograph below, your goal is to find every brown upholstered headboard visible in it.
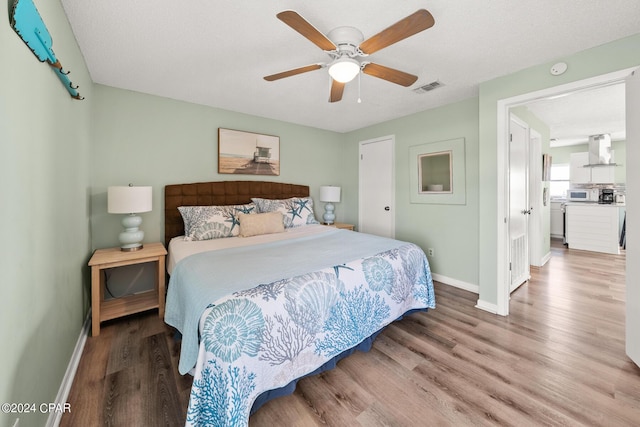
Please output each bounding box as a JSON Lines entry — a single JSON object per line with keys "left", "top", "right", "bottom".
{"left": 164, "top": 181, "right": 310, "bottom": 244}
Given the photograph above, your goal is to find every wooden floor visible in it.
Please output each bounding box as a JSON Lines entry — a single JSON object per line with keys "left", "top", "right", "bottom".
{"left": 61, "top": 241, "right": 640, "bottom": 426}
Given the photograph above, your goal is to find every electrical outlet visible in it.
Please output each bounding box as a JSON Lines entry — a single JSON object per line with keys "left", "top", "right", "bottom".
{"left": 427, "top": 248, "right": 435, "bottom": 257}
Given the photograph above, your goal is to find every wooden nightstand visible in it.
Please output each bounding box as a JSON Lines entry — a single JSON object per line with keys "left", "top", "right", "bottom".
{"left": 324, "top": 222, "right": 355, "bottom": 231}
{"left": 88, "top": 242, "right": 167, "bottom": 336}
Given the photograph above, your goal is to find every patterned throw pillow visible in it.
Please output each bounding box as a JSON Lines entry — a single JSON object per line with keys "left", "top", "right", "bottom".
{"left": 251, "top": 197, "right": 319, "bottom": 228}
{"left": 178, "top": 204, "right": 256, "bottom": 241}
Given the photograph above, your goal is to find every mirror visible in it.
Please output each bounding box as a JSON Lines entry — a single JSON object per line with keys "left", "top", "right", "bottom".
{"left": 419, "top": 151, "right": 452, "bottom": 193}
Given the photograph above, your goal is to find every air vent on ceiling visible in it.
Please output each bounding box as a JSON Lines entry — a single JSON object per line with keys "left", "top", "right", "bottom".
{"left": 413, "top": 80, "right": 444, "bottom": 94}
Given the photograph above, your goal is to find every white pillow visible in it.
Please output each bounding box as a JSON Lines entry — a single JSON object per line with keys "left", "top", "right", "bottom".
{"left": 238, "top": 211, "right": 285, "bottom": 237}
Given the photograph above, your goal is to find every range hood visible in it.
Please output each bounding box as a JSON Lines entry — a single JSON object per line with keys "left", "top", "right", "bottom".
{"left": 585, "top": 134, "right": 617, "bottom": 166}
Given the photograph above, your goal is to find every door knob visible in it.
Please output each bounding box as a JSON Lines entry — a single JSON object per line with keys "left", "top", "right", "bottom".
{"left": 384, "top": 206, "right": 390, "bottom": 211}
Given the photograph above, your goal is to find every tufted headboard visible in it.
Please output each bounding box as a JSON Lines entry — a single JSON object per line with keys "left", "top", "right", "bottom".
{"left": 164, "top": 181, "right": 310, "bottom": 244}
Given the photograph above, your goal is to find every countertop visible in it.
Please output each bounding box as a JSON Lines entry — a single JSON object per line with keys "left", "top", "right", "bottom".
{"left": 564, "top": 202, "right": 625, "bottom": 207}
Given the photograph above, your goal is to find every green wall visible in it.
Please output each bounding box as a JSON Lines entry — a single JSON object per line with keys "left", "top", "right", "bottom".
{"left": 478, "top": 33, "right": 640, "bottom": 308}
{"left": 344, "top": 98, "right": 480, "bottom": 288}
{"left": 0, "top": 1, "right": 92, "bottom": 426}
{"left": 90, "top": 85, "right": 348, "bottom": 249}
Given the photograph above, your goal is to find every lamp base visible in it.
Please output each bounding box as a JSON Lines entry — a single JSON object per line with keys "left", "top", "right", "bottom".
{"left": 323, "top": 202, "right": 336, "bottom": 225}
{"left": 119, "top": 214, "right": 145, "bottom": 252}
{"left": 120, "top": 244, "right": 143, "bottom": 252}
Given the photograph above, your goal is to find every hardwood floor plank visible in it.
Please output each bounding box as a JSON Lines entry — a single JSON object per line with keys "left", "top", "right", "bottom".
{"left": 249, "top": 392, "right": 323, "bottom": 427}
{"left": 59, "top": 325, "right": 113, "bottom": 427}
{"left": 102, "top": 365, "right": 146, "bottom": 427}
{"left": 62, "top": 241, "right": 640, "bottom": 426}
{"left": 144, "top": 333, "right": 185, "bottom": 426}
{"left": 337, "top": 348, "right": 462, "bottom": 426}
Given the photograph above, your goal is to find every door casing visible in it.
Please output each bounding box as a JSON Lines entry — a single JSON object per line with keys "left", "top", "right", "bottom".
{"left": 493, "top": 67, "right": 636, "bottom": 316}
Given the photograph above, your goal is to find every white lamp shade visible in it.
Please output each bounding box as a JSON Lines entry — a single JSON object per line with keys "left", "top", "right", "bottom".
{"left": 108, "top": 186, "right": 153, "bottom": 214}
{"left": 320, "top": 186, "right": 341, "bottom": 203}
{"left": 328, "top": 58, "right": 360, "bottom": 83}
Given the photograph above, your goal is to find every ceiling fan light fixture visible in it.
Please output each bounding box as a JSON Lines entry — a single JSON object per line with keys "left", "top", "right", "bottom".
{"left": 328, "top": 57, "right": 360, "bottom": 83}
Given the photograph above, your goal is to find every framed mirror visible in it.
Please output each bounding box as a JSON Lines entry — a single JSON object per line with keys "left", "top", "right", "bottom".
{"left": 419, "top": 151, "right": 452, "bottom": 193}
{"left": 409, "top": 138, "right": 466, "bottom": 205}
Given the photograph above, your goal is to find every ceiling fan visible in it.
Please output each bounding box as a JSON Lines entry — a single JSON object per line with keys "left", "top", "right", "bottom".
{"left": 264, "top": 9, "right": 435, "bottom": 103}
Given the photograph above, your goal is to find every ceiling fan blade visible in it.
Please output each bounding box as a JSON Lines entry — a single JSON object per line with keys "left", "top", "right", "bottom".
{"left": 359, "top": 9, "right": 435, "bottom": 55}
{"left": 362, "top": 63, "right": 418, "bottom": 87}
{"left": 277, "top": 10, "right": 337, "bottom": 51}
{"left": 264, "top": 64, "right": 323, "bottom": 81}
{"left": 329, "top": 80, "right": 345, "bottom": 103}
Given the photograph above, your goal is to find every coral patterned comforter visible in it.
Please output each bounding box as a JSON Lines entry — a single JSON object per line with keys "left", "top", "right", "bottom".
{"left": 165, "top": 227, "right": 435, "bottom": 427}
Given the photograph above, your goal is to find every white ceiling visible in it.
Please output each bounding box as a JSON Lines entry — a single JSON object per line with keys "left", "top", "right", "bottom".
{"left": 525, "top": 83, "right": 626, "bottom": 147}
{"left": 60, "top": 0, "right": 640, "bottom": 134}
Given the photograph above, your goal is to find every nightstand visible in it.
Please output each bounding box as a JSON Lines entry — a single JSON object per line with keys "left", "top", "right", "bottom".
{"left": 324, "top": 222, "right": 355, "bottom": 231}
{"left": 88, "top": 242, "right": 167, "bottom": 336}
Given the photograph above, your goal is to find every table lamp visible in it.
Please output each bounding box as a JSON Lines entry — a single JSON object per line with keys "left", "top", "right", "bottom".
{"left": 107, "top": 185, "right": 152, "bottom": 251}
{"left": 319, "top": 185, "right": 341, "bottom": 225}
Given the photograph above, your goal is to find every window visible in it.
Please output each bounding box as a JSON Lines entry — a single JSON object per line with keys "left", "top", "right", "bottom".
{"left": 549, "top": 163, "right": 570, "bottom": 199}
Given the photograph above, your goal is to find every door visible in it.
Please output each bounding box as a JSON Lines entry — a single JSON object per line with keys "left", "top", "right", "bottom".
{"left": 359, "top": 136, "right": 395, "bottom": 238}
{"left": 528, "top": 129, "right": 544, "bottom": 267}
{"left": 509, "top": 116, "right": 531, "bottom": 292}
{"left": 626, "top": 69, "right": 640, "bottom": 367}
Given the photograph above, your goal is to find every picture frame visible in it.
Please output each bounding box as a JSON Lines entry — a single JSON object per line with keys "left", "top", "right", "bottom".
{"left": 542, "top": 153, "right": 552, "bottom": 181}
{"left": 218, "top": 128, "right": 280, "bottom": 176}
{"left": 409, "top": 138, "right": 466, "bottom": 205}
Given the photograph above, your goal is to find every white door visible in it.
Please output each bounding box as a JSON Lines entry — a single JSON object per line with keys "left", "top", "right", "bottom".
{"left": 359, "top": 136, "right": 395, "bottom": 238}
{"left": 509, "top": 116, "right": 530, "bottom": 292}
{"left": 528, "top": 129, "right": 544, "bottom": 267}
{"left": 626, "top": 69, "right": 640, "bottom": 367}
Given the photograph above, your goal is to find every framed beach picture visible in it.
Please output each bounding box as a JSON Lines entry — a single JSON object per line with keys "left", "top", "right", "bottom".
{"left": 218, "top": 128, "right": 280, "bottom": 175}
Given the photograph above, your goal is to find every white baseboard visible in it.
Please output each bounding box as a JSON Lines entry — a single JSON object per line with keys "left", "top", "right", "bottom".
{"left": 431, "top": 274, "right": 501, "bottom": 315}
{"left": 475, "top": 299, "right": 499, "bottom": 314}
{"left": 432, "top": 273, "right": 479, "bottom": 294}
{"left": 46, "top": 311, "right": 91, "bottom": 427}
{"left": 541, "top": 251, "right": 551, "bottom": 266}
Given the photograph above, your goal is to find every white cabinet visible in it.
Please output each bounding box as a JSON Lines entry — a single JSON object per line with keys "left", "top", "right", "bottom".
{"left": 590, "top": 165, "right": 616, "bottom": 184}
{"left": 569, "top": 152, "right": 615, "bottom": 184}
{"left": 565, "top": 204, "right": 620, "bottom": 254}
{"left": 550, "top": 202, "right": 564, "bottom": 238}
{"left": 570, "top": 152, "right": 591, "bottom": 184}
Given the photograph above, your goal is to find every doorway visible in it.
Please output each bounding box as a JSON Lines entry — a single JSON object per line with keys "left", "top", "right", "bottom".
{"left": 496, "top": 67, "right": 635, "bottom": 316}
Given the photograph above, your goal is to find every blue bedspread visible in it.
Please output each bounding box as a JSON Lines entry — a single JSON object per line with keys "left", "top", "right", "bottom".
{"left": 165, "top": 228, "right": 435, "bottom": 426}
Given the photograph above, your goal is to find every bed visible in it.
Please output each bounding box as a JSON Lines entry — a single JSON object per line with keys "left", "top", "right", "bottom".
{"left": 163, "top": 181, "right": 435, "bottom": 427}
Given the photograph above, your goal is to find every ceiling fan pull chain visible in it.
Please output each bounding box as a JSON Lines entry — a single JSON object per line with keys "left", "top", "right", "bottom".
{"left": 357, "top": 70, "right": 362, "bottom": 104}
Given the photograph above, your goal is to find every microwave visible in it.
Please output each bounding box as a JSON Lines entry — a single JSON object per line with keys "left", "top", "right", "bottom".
{"left": 567, "top": 188, "right": 599, "bottom": 202}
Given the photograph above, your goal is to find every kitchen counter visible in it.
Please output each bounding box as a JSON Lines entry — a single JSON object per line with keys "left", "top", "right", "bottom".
{"left": 565, "top": 203, "right": 625, "bottom": 254}
{"left": 564, "top": 202, "right": 625, "bottom": 207}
